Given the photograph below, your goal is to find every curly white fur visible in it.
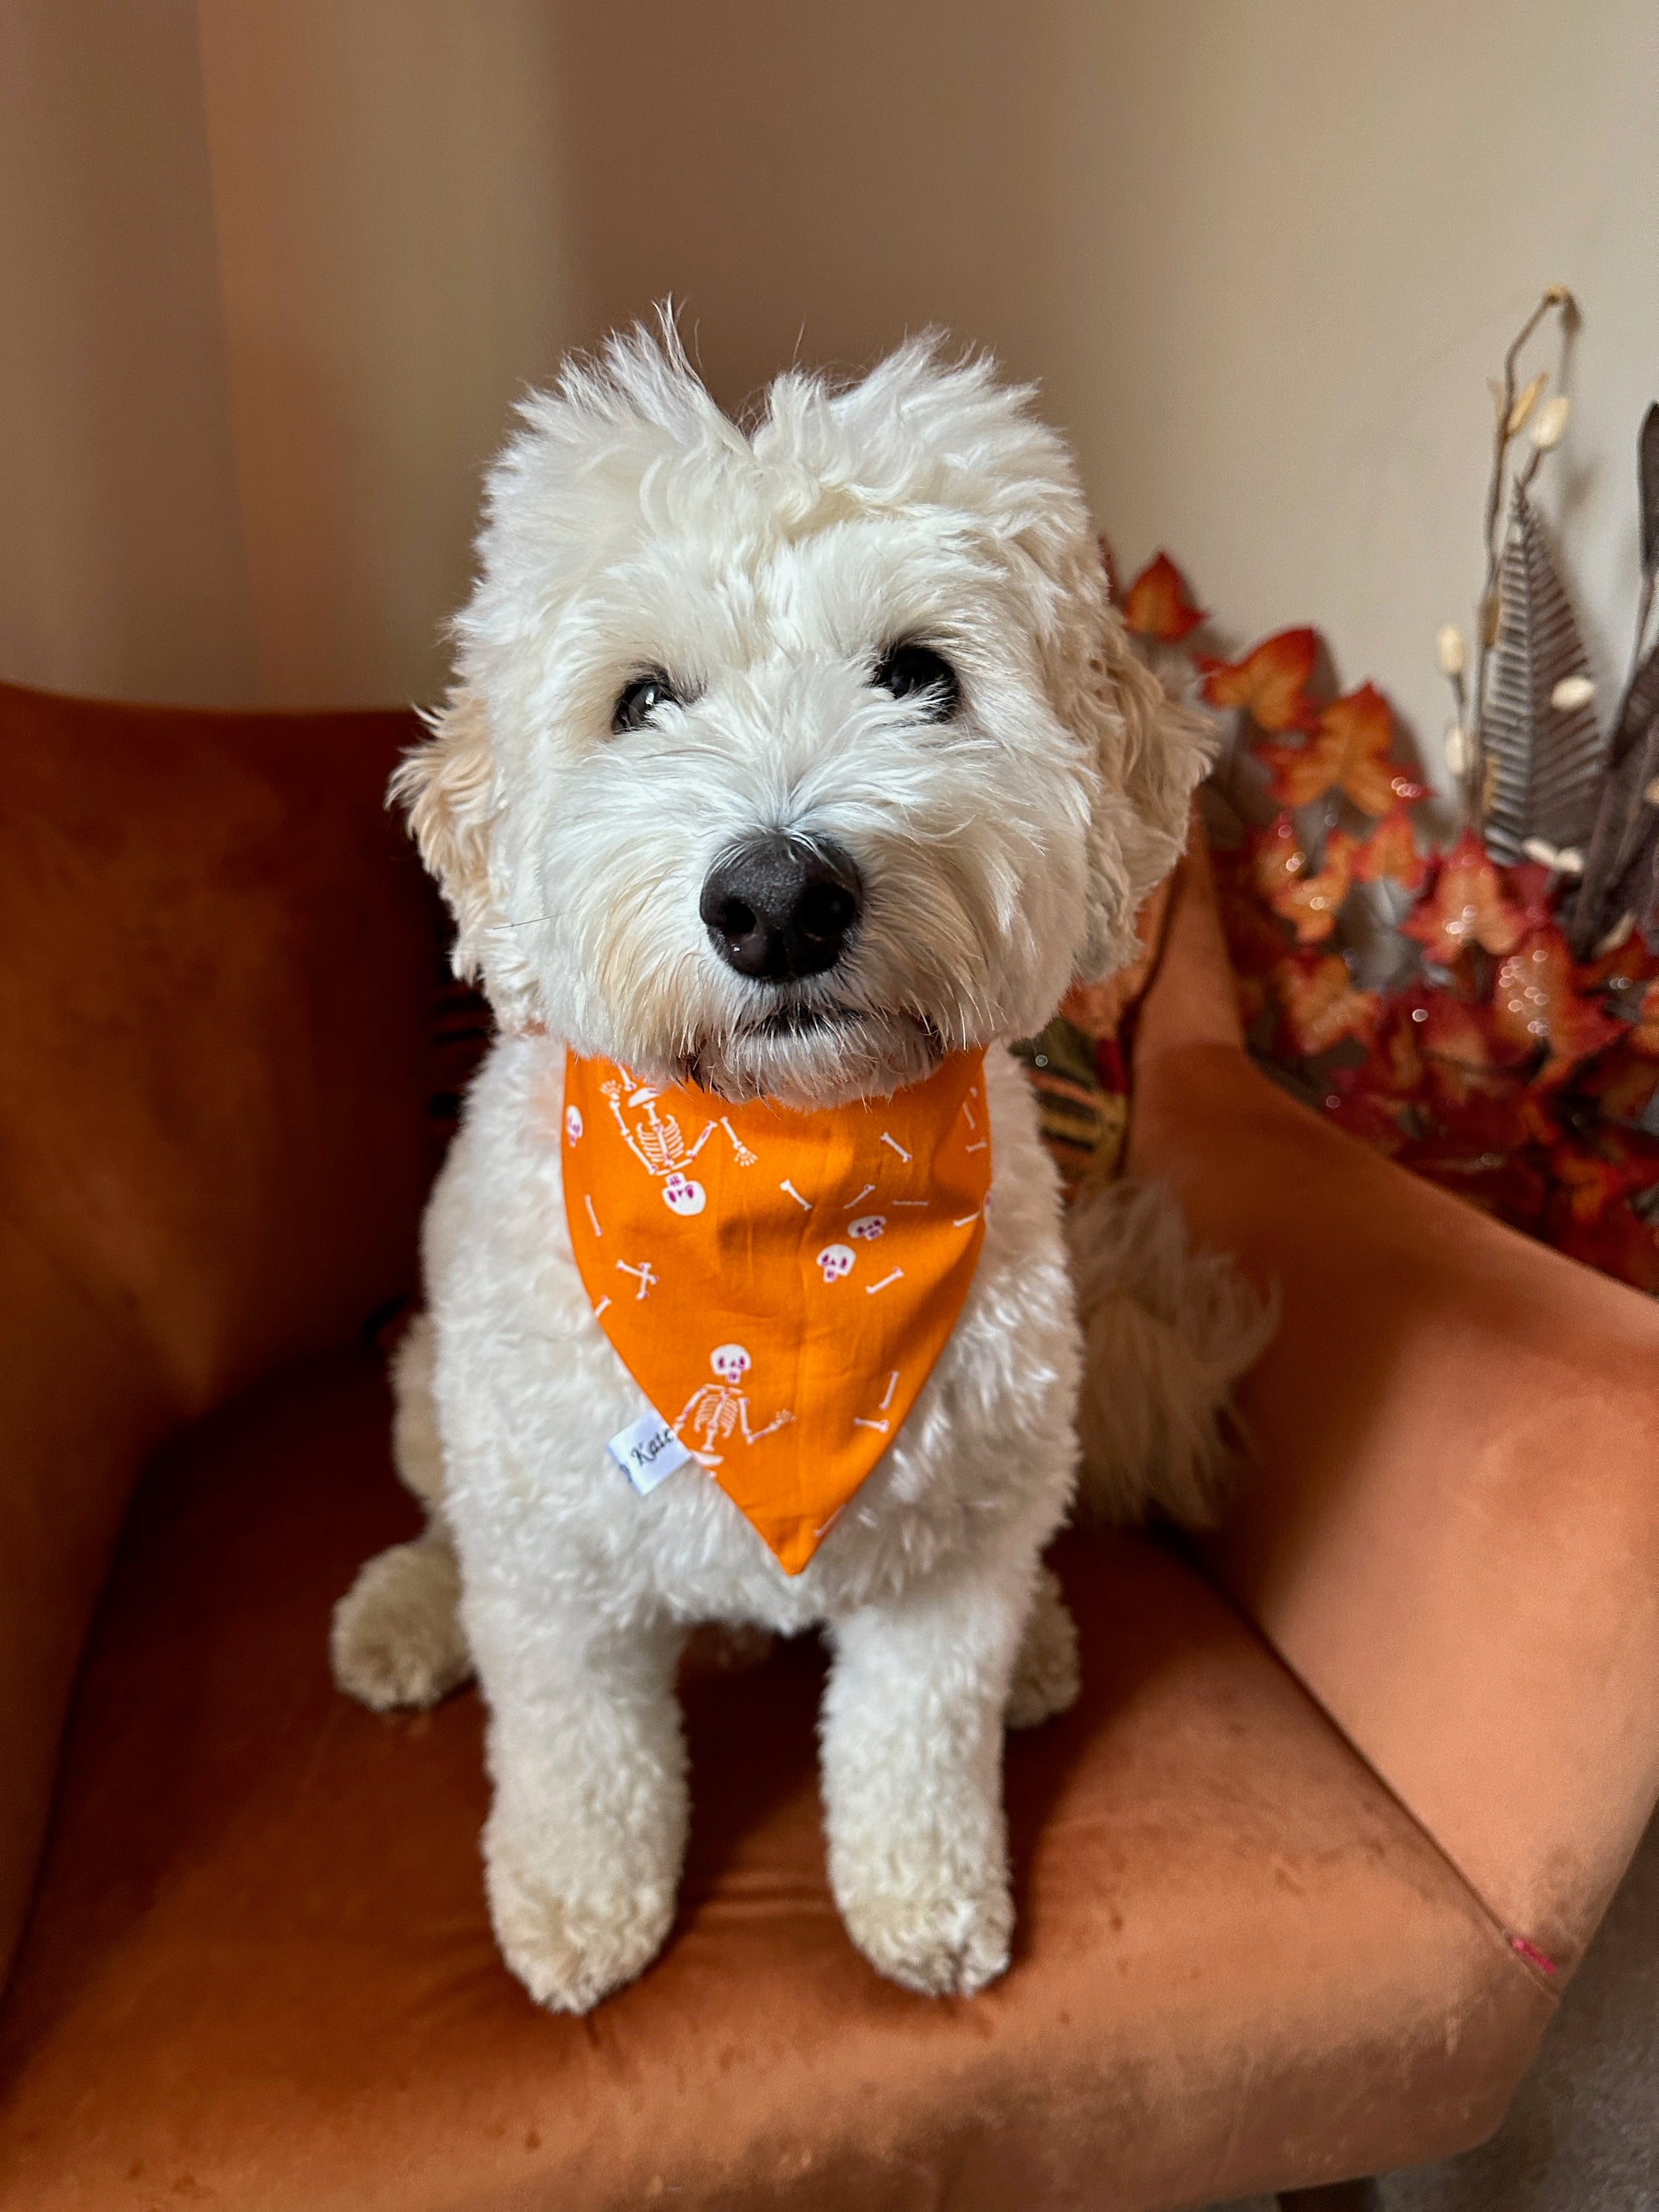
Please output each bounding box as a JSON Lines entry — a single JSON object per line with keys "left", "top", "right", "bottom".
{"left": 331, "top": 317, "right": 1263, "bottom": 2010}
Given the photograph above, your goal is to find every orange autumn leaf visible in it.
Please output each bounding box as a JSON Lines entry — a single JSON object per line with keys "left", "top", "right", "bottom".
{"left": 1372, "top": 1003, "right": 1427, "bottom": 1096}
{"left": 1199, "top": 627, "right": 1321, "bottom": 733}
{"left": 1122, "top": 552, "right": 1205, "bottom": 643}
{"left": 1417, "top": 990, "right": 1506, "bottom": 1071}
{"left": 1269, "top": 827, "right": 1356, "bottom": 944}
{"left": 1270, "top": 952, "right": 1380, "bottom": 1055}
{"left": 1248, "top": 815, "right": 1305, "bottom": 902}
{"left": 1492, "top": 926, "right": 1622, "bottom": 1083}
{"left": 1258, "top": 684, "right": 1425, "bottom": 817}
{"left": 1401, "top": 830, "right": 1528, "bottom": 966}
{"left": 1352, "top": 805, "right": 1429, "bottom": 894}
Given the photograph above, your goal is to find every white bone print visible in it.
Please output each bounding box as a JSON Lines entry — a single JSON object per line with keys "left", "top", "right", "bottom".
{"left": 780, "top": 1179, "right": 812, "bottom": 1210}
{"left": 615, "top": 1258, "right": 658, "bottom": 1300}
{"left": 865, "top": 1268, "right": 904, "bottom": 1296}
{"left": 853, "top": 1370, "right": 902, "bottom": 1434}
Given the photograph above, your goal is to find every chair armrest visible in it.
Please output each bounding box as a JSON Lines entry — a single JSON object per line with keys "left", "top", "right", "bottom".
{"left": 1129, "top": 838, "right": 1659, "bottom": 1977}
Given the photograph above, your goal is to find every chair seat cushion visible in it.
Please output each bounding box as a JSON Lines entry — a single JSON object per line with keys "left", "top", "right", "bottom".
{"left": 0, "top": 1353, "right": 1550, "bottom": 2211}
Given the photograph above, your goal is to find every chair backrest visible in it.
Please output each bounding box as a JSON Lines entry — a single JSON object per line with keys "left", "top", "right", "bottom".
{"left": 0, "top": 681, "right": 440, "bottom": 1985}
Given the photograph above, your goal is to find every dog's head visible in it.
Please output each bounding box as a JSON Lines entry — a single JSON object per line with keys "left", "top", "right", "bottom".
{"left": 399, "top": 316, "right": 1210, "bottom": 1106}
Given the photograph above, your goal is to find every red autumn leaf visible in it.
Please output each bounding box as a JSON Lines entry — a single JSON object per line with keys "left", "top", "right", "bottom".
{"left": 1414, "top": 990, "right": 1526, "bottom": 1073}
{"left": 1626, "top": 978, "right": 1659, "bottom": 1055}
{"left": 1401, "top": 830, "right": 1528, "bottom": 966}
{"left": 1351, "top": 805, "right": 1429, "bottom": 894}
{"left": 1122, "top": 552, "right": 1205, "bottom": 642}
{"left": 1321, "top": 1067, "right": 1413, "bottom": 1155}
{"left": 1491, "top": 925, "right": 1623, "bottom": 1083}
{"left": 1501, "top": 859, "right": 1561, "bottom": 934}
{"left": 1258, "top": 684, "right": 1425, "bottom": 817}
{"left": 1269, "top": 952, "right": 1380, "bottom": 1056}
{"left": 1395, "top": 1140, "right": 1551, "bottom": 1232}
{"left": 1579, "top": 1048, "right": 1659, "bottom": 1125}
{"left": 1550, "top": 1200, "right": 1659, "bottom": 1297}
{"left": 1199, "top": 628, "right": 1321, "bottom": 733}
{"left": 1219, "top": 885, "right": 1296, "bottom": 979}
{"left": 1234, "top": 971, "right": 1269, "bottom": 1028}
{"left": 1547, "top": 1141, "right": 1645, "bottom": 1226}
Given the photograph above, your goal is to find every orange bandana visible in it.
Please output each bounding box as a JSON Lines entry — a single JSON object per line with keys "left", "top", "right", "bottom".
{"left": 562, "top": 1048, "right": 991, "bottom": 1574}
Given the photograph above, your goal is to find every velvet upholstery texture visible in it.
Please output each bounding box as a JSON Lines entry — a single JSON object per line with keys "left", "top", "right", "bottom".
{"left": 1, "top": 690, "right": 1655, "bottom": 2207}
{"left": 1129, "top": 839, "right": 1659, "bottom": 1984}
{"left": 0, "top": 682, "right": 436, "bottom": 1988}
{"left": 0, "top": 1355, "right": 1550, "bottom": 2211}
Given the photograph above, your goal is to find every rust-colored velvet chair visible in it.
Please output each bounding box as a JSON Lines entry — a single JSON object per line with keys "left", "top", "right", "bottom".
{"left": 3, "top": 679, "right": 1657, "bottom": 2211}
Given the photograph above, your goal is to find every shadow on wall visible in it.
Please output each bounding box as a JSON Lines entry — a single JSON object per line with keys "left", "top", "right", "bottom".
{"left": 544, "top": 0, "right": 1080, "bottom": 412}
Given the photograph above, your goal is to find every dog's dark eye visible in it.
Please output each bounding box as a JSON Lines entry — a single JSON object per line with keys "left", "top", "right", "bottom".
{"left": 872, "top": 643, "right": 960, "bottom": 720}
{"left": 612, "top": 672, "right": 678, "bottom": 735}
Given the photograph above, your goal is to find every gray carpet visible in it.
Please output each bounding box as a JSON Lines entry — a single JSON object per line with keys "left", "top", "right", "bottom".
{"left": 1210, "top": 1804, "right": 1659, "bottom": 2210}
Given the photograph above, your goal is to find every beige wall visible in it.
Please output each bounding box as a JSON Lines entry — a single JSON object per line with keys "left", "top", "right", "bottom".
{"left": 3, "top": 0, "right": 1656, "bottom": 754}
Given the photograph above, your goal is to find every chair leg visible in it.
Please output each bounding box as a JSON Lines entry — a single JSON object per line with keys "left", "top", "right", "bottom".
{"left": 1279, "top": 2185, "right": 1380, "bottom": 2212}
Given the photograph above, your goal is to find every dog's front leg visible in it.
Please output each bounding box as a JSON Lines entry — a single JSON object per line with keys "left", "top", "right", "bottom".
{"left": 820, "top": 1562, "right": 1029, "bottom": 1996}
{"left": 471, "top": 1593, "right": 688, "bottom": 2013}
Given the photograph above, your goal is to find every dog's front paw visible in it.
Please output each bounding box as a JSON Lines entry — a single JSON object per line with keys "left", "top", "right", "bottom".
{"left": 330, "top": 1538, "right": 471, "bottom": 1711}
{"left": 837, "top": 1861, "right": 1014, "bottom": 1997}
{"left": 485, "top": 1833, "right": 676, "bottom": 2013}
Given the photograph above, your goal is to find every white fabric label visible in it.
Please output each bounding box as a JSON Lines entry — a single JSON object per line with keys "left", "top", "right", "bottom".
{"left": 608, "top": 1409, "right": 691, "bottom": 1494}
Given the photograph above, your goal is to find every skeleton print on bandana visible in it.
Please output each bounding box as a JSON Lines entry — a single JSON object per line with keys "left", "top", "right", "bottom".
{"left": 562, "top": 1047, "right": 992, "bottom": 1575}
{"left": 674, "top": 1345, "right": 793, "bottom": 1466}
{"left": 600, "top": 1074, "right": 756, "bottom": 1216}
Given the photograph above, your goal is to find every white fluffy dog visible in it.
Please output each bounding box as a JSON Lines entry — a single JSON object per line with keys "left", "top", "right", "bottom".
{"left": 332, "top": 320, "right": 1265, "bottom": 2012}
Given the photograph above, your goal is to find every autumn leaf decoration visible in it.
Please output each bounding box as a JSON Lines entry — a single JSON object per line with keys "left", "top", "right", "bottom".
{"left": 1260, "top": 684, "right": 1426, "bottom": 816}
{"left": 1177, "top": 534, "right": 1659, "bottom": 1296}
{"left": 1401, "top": 830, "right": 1527, "bottom": 965}
{"left": 1352, "top": 806, "right": 1429, "bottom": 894}
{"left": 1199, "top": 628, "right": 1321, "bottom": 733}
{"left": 1121, "top": 553, "right": 1205, "bottom": 643}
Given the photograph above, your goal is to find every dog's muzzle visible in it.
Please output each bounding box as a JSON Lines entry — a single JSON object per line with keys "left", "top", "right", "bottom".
{"left": 699, "top": 833, "right": 863, "bottom": 982}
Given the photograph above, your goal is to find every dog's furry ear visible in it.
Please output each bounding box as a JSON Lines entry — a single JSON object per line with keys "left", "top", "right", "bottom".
{"left": 390, "top": 688, "right": 535, "bottom": 1027}
{"left": 1047, "top": 552, "right": 1214, "bottom": 983}
{"left": 390, "top": 687, "right": 498, "bottom": 980}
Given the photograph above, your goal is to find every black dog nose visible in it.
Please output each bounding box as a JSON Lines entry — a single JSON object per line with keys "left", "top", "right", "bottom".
{"left": 699, "top": 834, "right": 864, "bottom": 981}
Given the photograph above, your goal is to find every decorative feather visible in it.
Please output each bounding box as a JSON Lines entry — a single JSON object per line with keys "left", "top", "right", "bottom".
{"left": 1640, "top": 401, "right": 1659, "bottom": 580}
{"left": 1571, "top": 637, "right": 1659, "bottom": 952}
{"left": 1481, "top": 485, "right": 1606, "bottom": 865}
